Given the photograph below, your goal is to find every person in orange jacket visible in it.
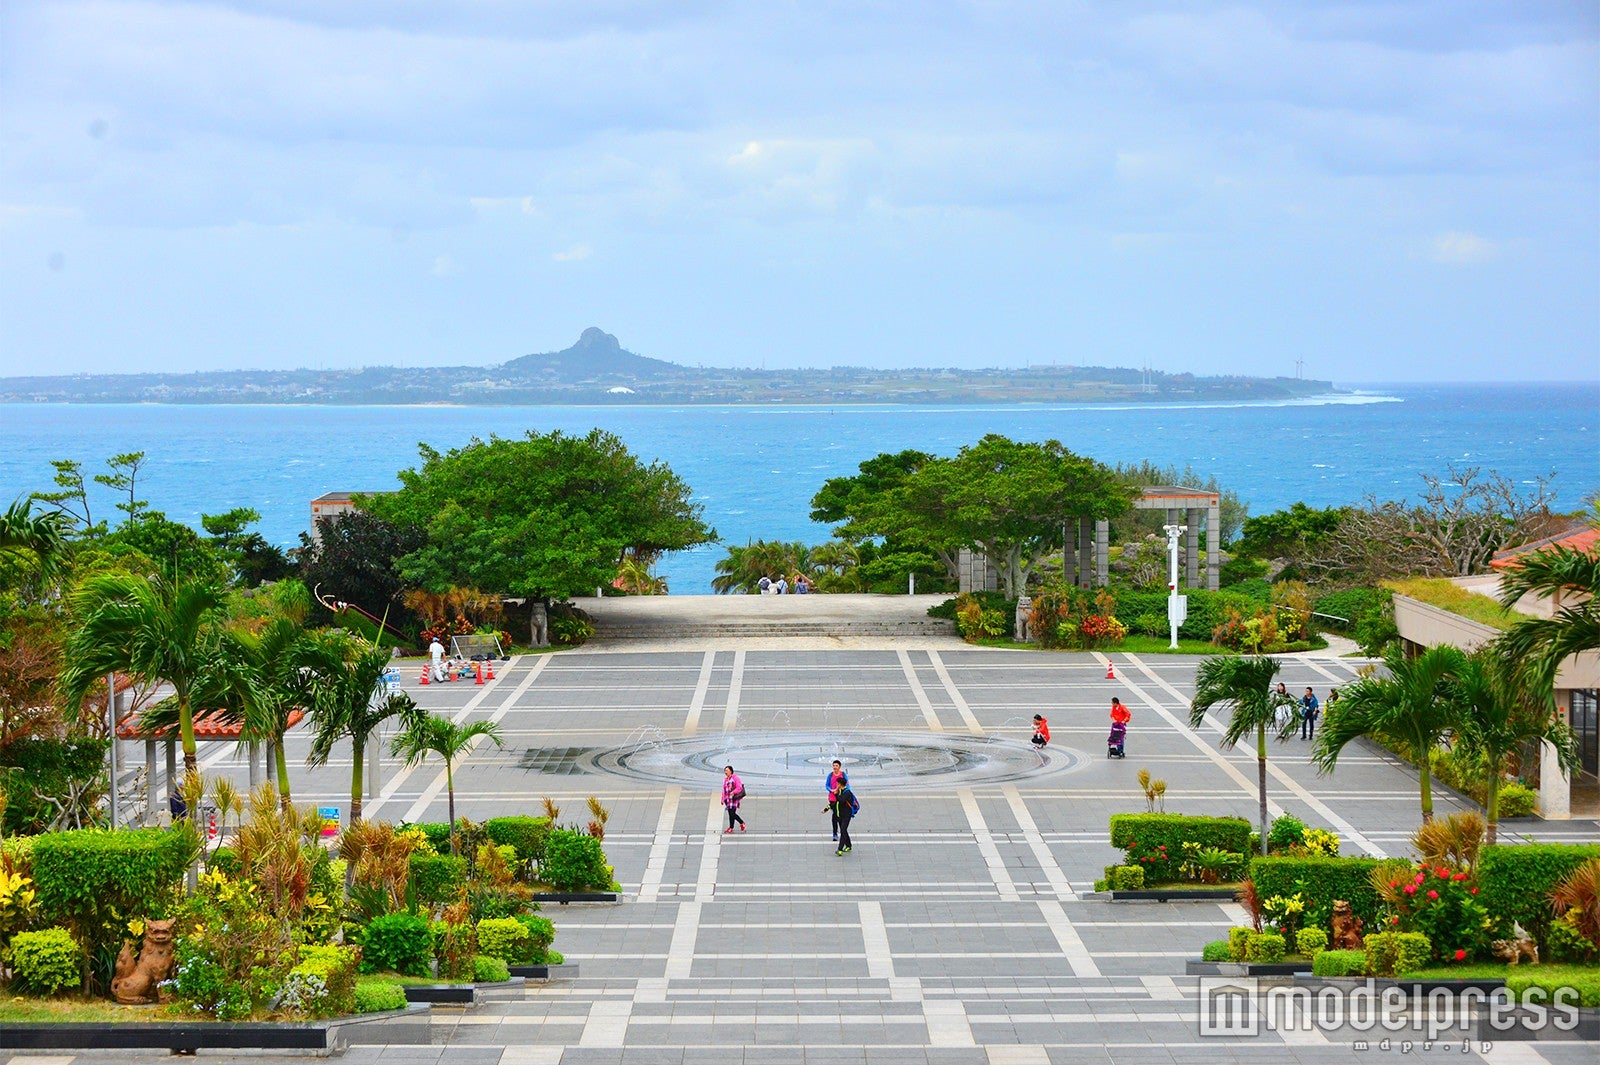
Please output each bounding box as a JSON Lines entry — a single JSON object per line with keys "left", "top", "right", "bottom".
{"left": 1031, "top": 714, "right": 1050, "bottom": 748}
{"left": 1109, "top": 697, "right": 1131, "bottom": 724}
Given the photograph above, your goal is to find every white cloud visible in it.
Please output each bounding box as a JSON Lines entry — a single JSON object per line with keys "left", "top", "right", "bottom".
{"left": 1431, "top": 231, "right": 1498, "bottom": 265}
{"left": 431, "top": 254, "right": 459, "bottom": 276}
{"left": 552, "top": 243, "right": 592, "bottom": 262}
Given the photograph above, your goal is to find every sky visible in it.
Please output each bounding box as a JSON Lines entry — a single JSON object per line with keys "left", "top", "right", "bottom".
{"left": 1, "top": 1, "right": 1596, "bottom": 382}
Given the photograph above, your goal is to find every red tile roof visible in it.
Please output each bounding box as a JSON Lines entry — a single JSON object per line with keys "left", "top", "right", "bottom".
{"left": 1490, "top": 524, "right": 1600, "bottom": 570}
{"left": 117, "top": 708, "right": 305, "bottom": 741}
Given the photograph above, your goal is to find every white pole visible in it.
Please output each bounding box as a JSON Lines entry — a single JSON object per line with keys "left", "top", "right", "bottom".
{"left": 106, "top": 673, "right": 119, "bottom": 828}
{"left": 1163, "top": 525, "right": 1186, "bottom": 650}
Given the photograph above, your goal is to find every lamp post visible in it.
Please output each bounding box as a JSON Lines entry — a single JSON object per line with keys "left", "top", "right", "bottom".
{"left": 1162, "top": 524, "right": 1188, "bottom": 650}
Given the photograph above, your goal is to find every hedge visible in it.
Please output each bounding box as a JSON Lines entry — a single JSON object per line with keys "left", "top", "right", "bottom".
{"left": 1115, "top": 588, "right": 1269, "bottom": 642}
{"left": 1506, "top": 971, "right": 1600, "bottom": 1008}
{"left": 1364, "top": 931, "right": 1431, "bottom": 976}
{"left": 1478, "top": 843, "right": 1600, "bottom": 951}
{"left": 1248, "top": 856, "right": 1385, "bottom": 933}
{"left": 408, "top": 853, "right": 468, "bottom": 906}
{"left": 9, "top": 926, "right": 81, "bottom": 995}
{"left": 538, "top": 829, "right": 613, "bottom": 892}
{"left": 1109, "top": 814, "right": 1251, "bottom": 883}
{"left": 354, "top": 978, "right": 408, "bottom": 1013}
{"left": 288, "top": 944, "right": 358, "bottom": 1017}
{"left": 485, "top": 816, "right": 553, "bottom": 864}
{"left": 1312, "top": 949, "right": 1366, "bottom": 977}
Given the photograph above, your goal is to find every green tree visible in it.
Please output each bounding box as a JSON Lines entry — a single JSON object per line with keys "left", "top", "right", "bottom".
{"left": 297, "top": 511, "right": 427, "bottom": 624}
{"left": 203, "top": 507, "right": 290, "bottom": 587}
{"left": 1494, "top": 517, "right": 1600, "bottom": 694}
{"left": 1312, "top": 644, "right": 1464, "bottom": 823}
{"left": 389, "top": 712, "right": 503, "bottom": 854}
{"left": 1189, "top": 655, "right": 1295, "bottom": 855}
{"left": 304, "top": 634, "right": 412, "bottom": 827}
{"left": 30, "top": 459, "right": 98, "bottom": 535}
{"left": 59, "top": 569, "right": 242, "bottom": 776}
{"left": 364, "top": 430, "right": 715, "bottom": 600}
{"left": 711, "top": 540, "right": 811, "bottom": 594}
{"left": 94, "top": 452, "right": 148, "bottom": 528}
{"left": 1234, "top": 502, "right": 1348, "bottom": 560}
{"left": 1446, "top": 648, "right": 1579, "bottom": 843}
{"left": 1, "top": 498, "right": 69, "bottom": 584}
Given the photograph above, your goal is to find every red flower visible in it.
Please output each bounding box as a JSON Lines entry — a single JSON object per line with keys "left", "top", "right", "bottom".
{"left": 1390, "top": 881, "right": 1401, "bottom": 889}
{"left": 1390, "top": 916, "right": 1400, "bottom": 926}
{"left": 1453, "top": 872, "right": 1468, "bottom": 881}
{"left": 1403, "top": 884, "right": 1417, "bottom": 895}
{"left": 1436, "top": 867, "right": 1450, "bottom": 879}
{"left": 1454, "top": 949, "right": 1467, "bottom": 962}
{"left": 1427, "top": 890, "right": 1439, "bottom": 900}
{"left": 1469, "top": 887, "right": 1478, "bottom": 895}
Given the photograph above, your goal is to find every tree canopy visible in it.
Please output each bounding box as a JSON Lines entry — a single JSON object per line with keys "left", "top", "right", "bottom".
{"left": 363, "top": 430, "right": 716, "bottom": 600}
{"left": 812, "top": 436, "right": 1131, "bottom": 598}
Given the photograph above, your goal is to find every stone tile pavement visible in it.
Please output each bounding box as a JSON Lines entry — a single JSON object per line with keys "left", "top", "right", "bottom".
{"left": 18, "top": 644, "right": 1595, "bottom": 1065}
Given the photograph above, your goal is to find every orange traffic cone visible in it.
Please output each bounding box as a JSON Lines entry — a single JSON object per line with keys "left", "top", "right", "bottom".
{"left": 420, "top": 669, "right": 429, "bottom": 685}
{"left": 485, "top": 660, "right": 496, "bottom": 680}
{"left": 1105, "top": 661, "right": 1116, "bottom": 680}
{"left": 475, "top": 662, "right": 484, "bottom": 685}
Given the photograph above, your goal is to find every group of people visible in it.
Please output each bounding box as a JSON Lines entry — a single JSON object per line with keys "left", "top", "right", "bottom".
{"left": 1274, "top": 682, "right": 1339, "bottom": 739}
{"left": 427, "top": 637, "right": 479, "bottom": 683}
{"left": 755, "top": 574, "right": 812, "bottom": 594}
{"left": 1030, "top": 697, "right": 1132, "bottom": 751}
{"left": 719, "top": 758, "right": 858, "bottom": 857}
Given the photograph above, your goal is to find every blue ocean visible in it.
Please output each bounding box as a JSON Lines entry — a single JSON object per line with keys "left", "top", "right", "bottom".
{"left": 1, "top": 382, "right": 1594, "bottom": 594}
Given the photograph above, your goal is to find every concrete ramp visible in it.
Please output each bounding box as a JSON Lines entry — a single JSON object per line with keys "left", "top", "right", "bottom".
{"left": 579, "top": 593, "right": 960, "bottom": 646}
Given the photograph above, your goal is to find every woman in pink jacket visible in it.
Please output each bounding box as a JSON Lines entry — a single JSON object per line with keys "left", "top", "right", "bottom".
{"left": 722, "top": 765, "right": 746, "bottom": 833}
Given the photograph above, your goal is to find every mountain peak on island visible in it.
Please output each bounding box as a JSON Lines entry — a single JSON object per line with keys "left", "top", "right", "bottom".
{"left": 499, "top": 328, "right": 680, "bottom": 382}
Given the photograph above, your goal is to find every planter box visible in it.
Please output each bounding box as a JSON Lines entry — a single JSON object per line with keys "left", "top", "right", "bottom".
{"left": 1191, "top": 960, "right": 1313, "bottom": 977}
{"left": 1474, "top": 1005, "right": 1599, "bottom": 1042}
{"left": 401, "top": 978, "right": 524, "bottom": 1006}
{"left": 531, "top": 891, "right": 619, "bottom": 904}
{"left": 1292, "top": 975, "right": 1508, "bottom": 995}
{"left": 508, "top": 962, "right": 580, "bottom": 980}
{"left": 0, "top": 1003, "right": 431, "bottom": 1053}
{"left": 1110, "top": 887, "right": 1238, "bottom": 902}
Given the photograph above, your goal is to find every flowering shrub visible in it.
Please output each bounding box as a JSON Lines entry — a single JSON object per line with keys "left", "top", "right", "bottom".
{"left": 1379, "top": 863, "right": 1498, "bottom": 963}
{"left": 1295, "top": 829, "right": 1341, "bottom": 858}
{"left": 1262, "top": 893, "right": 1307, "bottom": 939}
{"left": 955, "top": 596, "right": 1007, "bottom": 642}
{"left": 166, "top": 869, "right": 286, "bottom": 1020}
{"left": 1029, "top": 586, "right": 1126, "bottom": 650}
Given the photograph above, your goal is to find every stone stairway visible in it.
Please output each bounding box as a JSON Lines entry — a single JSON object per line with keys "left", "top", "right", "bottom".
{"left": 580, "top": 592, "right": 960, "bottom": 643}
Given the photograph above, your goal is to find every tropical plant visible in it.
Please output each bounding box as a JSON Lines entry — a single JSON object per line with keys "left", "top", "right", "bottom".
{"left": 1410, "top": 812, "right": 1485, "bottom": 873}
{"left": 1312, "top": 644, "right": 1465, "bottom": 823}
{"left": 1494, "top": 518, "right": 1600, "bottom": 692}
{"left": 303, "top": 634, "right": 410, "bottom": 826}
{"left": 60, "top": 569, "right": 247, "bottom": 775}
{"left": 1549, "top": 858, "right": 1600, "bottom": 952}
{"left": 1443, "top": 649, "right": 1579, "bottom": 842}
{"left": 1189, "top": 655, "right": 1295, "bottom": 855}
{"left": 0, "top": 497, "right": 69, "bottom": 581}
{"left": 389, "top": 713, "right": 503, "bottom": 854}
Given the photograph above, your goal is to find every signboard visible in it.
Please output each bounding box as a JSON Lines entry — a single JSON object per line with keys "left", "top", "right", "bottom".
{"left": 318, "top": 806, "right": 341, "bottom": 837}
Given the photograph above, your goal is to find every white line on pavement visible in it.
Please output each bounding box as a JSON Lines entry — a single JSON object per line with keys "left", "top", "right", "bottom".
{"left": 1037, "top": 899, "right": 1102, "bottom": 977}
{"left": 637, "top": 785, "right": 682, "bottom": 901}
{"left": 899, "top": 649, "right": 945, "bottom": 732}
{"left": 927, "top": 650, "right": 985, "bottom": 734}
{"left": 958, "top": 788, "right": 1019, "bottom": 901}
{"left": 681, "top": 651, "right": 716, "bottom": 736}
{"left": 1002, "top": 785, "right": 1076, "bottom": 900}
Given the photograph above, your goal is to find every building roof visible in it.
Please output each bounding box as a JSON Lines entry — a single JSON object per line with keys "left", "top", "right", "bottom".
{"left": 1490, "top": 523, "right": 1600, "bottom": 570}
{"left": 117, "top": 708, "right": 305, "bottom": 741}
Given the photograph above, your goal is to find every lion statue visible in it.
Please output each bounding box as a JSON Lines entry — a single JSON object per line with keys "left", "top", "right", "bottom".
{"left": 1331, "top": 900, "right": 1364, "bottom": 951}
{"left": 1491, "top": 925, "right": 1539, "bottom": 966}
{"left": 111, "top": 918, "right": 177, "bottom": 1005}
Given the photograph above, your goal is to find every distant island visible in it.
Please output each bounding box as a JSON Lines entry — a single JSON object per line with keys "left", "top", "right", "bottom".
{"left": 0, "top": 328, "right": 1338, "bottom": 405}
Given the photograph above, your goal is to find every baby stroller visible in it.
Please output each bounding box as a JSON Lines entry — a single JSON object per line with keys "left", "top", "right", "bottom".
{"left": 1107, "top": 720, "right": 1127, "bottom": 758}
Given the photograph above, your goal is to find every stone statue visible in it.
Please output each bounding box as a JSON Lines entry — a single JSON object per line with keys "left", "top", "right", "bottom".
{"left": 1330, "top": 900, "right": 1364, "bottom": 951}
{"left": 530, "top": 601, "right": 549, "bottom": 648}
{"left": 111, "top": 918, "right": 177, "bottom": 1004}
{"left": 1014, "top": 596, "right": 1033, "bottom": 643}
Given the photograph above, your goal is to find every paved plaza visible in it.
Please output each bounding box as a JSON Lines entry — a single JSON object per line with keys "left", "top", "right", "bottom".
{"left": 19, "top": 638, "right": 1598, "bottom": 1065}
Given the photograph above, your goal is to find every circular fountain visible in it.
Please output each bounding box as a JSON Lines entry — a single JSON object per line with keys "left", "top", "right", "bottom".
{"left": 575, "top": 730, "right": 1087, "bottom": 793}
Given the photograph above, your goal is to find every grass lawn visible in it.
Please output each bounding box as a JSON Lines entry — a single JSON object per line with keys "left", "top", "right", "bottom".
{"left": 0, "top": 996, "right": 172, "bottom": 1023}
{"left": 1402, "top": 962, "right": 1600, "bottom": 981}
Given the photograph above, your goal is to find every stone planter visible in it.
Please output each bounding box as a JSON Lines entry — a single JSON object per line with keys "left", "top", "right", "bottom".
{"left": 0, "top": 1003, "right": 431, "bottom": 1053}
{"left": 401, "top": 978, "right": 525, "bottom": 1006}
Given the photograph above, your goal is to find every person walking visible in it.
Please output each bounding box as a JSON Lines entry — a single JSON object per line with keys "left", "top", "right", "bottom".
{"left": 429, "top": 636, "right": 446, "bottom": 682}
{"left": 722, "top": 765, "right": 746, "bottom": 833}
{"left": 1109, "top": 697, "right": 1131, "bottom": 725}
{"left": 825, "top": 760, "right": 849, "bottom": 841}
{"left": 1301, "top": 687, "right": 1321, "bottom": 740}
{"left": 831, "top": 776, "right": 857, "bottom": 856}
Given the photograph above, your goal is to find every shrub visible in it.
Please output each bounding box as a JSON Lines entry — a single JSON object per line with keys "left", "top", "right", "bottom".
{"left": 1548, "top": 913, "right": 1597, "bottom": 964}
{"left": 9, "top": 926, "right": 80, "bottom": 995}
{"left": 1201, "top": 940, "right": 1231, "bottom": 962}
{"left": 1479, "top": 843, "right": 1600, "bottom": 952}
{"left": 354, "top": 978, "right": 408, "bottom": 1014}
{"left": 1506, "top": 972, "right": 1600, "bottom": 1009}
{"left": 1227, "top": 927, "right": 1254, "bottom": 962}
{"left": 0, "top": 865, "right": 39, "bottom": 946}
{"left": 485, "top": 816, "right": 553, "bottom": 865}
{"left": 1312, "top": 949, "right": 1366, "bottom": 977}
{"left": 472, "top": 954, "right": 510, "bottom": 983}
{"left": 409, "top": 853, "right": 468, "bottom": 906}
{"left": 360, "top": 912, "right": 433, "bottom": 976}
{"left": 1267, "top": 815, "right": 1306, "bottom": 853}
{"left": 538, "top": 829, "right": 613, "bottom": 892}
{"left": 930, "top": 592, "right": 1013, "bottom": 636}
{"left": 280, "top": 944, "right": 358, "bottom": 1018}
{"left": 207, "top": 845, "right": 242, "bottom": 878}
{"left": 515, "top": 914, "right": 555, "bottom": 962}
{"left": 1498, "top": 783, "right": 1537, "bottom": 818}
{"left": 1110, "top": 814, "right": 1252, "bottom": 883}
{"left": 1312, "top": 587, "right": 1386, "bottom": 631}
{"left": 402, "top": 822, "right": 453, "bottom": 853}
{"left": 0, "top": 738, "right": 108, "bottom": 836}
{"left": 1296, "top": 928, "right": 1329, "bottom": 958}
{"left": 1296, "top": 829, "right": 1341, "bottom": 858}
{"left": 31, "top": 826, "right": 198, "bottom": 989}
{"left": 1363, "top": 932, "right": 1432, "bottom": 976}
{"left": 473, "top": 916, "right": 530, "bottom": 964}
{"left": 168, "top": 870, "right": 285, "bottom": 1020}
{"left": 1249, "top": 856, "right": 1385, "bottom": 932}
{"left": 1381, "top": 862, "right": 1496, "bottom": 963}
{"left": 1245, "top": 931, "right": 1286, "bottom": 963}
{"left": 1108, "top": 866, "right": 1145, "bottom": 891}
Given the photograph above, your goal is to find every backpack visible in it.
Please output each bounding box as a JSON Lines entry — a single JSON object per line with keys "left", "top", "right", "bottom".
{"left": 839, "top": 787, "right": 859, "bottom": 817}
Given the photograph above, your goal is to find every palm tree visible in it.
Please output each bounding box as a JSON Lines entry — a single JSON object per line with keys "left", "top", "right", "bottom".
{"left": 1445, "top": 648, "right": 1579, "bottom": 843}
{"left": 1312, "top": 643, "right": 1464, "bottom": 823}
{"left": 389, "top": 711, "right": 503, "bottom": 854}
{"left": 232, "top": 618, "right": 315, "bottom": 812}
{"left": 60, "top": 569, "right": 236, "bottom": 774}
{"left": 1190, "top": 655, "right": 1295, "bottom": 855}
{"left": 1495, "top": 527, "right": 1600, "bottom": 692}
{"left": 1, "top": 497, "right": 69, "bottom": 580}
{"left": 304, "top": 634, "right": 412, "bottom": 827}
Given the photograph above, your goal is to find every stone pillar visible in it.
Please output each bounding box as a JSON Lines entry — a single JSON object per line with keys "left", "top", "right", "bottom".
{"left": 1537, "top": 737, "right": 1572, "bottom": 819}
{"left": 1185, "top": 508, "right": 1201, "bottom": 587}
{"left": 957, "top": 548, "right": 999, "bottom": 593}
{"left": 1077, "top": 517, "right": 1093, "bottom": 589}
{"left": 1206, "top": 503, "right": 1221, "bottom": 590}
{"left": 1094, "top": 519, "right": 1109, "bottom": 587}
{"left": 145, "top": 739, "right": 158, "bottom": 827}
